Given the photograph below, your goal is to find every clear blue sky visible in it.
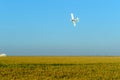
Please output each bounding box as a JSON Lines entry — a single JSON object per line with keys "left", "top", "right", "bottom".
{"left": 0, "top": 0, "right": 120, "bottom": 56}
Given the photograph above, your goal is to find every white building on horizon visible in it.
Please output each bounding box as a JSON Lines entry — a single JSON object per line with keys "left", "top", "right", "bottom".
{"left": 0, "top": 53, "right": 7, "bottom": 57}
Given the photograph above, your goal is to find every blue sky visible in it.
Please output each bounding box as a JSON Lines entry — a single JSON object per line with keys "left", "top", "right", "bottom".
{"left": 0, "top": 0, "right": 120, "bottom": 56}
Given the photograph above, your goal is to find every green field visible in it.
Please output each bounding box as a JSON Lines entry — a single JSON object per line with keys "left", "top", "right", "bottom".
{"left": 0, "top": 56, "right": 120, "bottom": 80}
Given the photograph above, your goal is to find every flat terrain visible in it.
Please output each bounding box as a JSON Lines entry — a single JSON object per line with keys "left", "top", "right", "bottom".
{"left": 0, "top": 56, "right": 120, "bottom": 80}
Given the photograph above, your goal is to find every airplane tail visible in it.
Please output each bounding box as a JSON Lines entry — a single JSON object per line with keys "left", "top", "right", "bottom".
{"left": 76, "top": 17, "right": 79, "bottom": 22}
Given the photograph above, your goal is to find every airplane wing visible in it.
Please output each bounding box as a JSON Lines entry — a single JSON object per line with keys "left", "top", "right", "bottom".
{"left": 73, "top": 22, "right": 76, "bottom": 27}
{"left": 71, "top": 13, "right": 74, "bottom": 20}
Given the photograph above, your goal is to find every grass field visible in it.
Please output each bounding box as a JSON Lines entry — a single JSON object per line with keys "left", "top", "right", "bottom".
{"left": 0, "top": 56, "right": 120, "bottom": 80}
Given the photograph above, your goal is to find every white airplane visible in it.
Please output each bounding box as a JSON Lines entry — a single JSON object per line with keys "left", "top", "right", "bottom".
{"left": 71, "top": 13, "right": 79, "bottom": 27}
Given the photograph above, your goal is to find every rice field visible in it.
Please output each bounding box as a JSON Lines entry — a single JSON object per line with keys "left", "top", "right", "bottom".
{"left": 0, "top": 56, "right": 120, "bottom": 80}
